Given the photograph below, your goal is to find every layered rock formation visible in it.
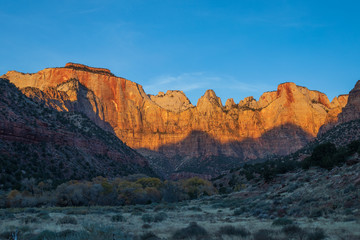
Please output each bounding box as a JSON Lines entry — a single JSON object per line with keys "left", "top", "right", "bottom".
{"left": 338, "top": 80, "right": 360, "bottom": 124}
{"left": 1, "top": 63, "right": 350, "bottom": 176}
{"left": 0, "top": 78, "right": 154, "bottom": 189}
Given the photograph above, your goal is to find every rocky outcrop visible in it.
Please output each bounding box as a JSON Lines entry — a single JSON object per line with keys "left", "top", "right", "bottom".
{"left": 1, "top": 64, "right": 350, "bottom": 176}
{"left": 338, "top": 80, "right": 360, "bottom": 124}
{"left": 318, "top": 94, "right": 349, "bottom": 134}
{"left": 149, "top": 90, "right": 194, "bottom": 113}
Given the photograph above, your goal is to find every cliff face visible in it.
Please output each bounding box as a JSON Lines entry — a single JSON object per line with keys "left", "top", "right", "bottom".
{"left": 338, "top": 80, "right": 360, "bottom": 124}
{"left": 0, "top": 78, "right": 154, "bottom": 189}
{"left": 2, "top": 63, "right": 349, "bottom": 176}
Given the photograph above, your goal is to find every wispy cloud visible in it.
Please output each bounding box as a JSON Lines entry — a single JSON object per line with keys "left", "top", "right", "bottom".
{"left": 144, "top": 72, "right": 221, "bottom": 93}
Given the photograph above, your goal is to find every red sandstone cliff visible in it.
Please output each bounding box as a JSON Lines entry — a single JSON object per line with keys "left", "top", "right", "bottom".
{"left": 0, "top": 77, "right": 154, "bottom": 187}
{"left": 338, "top": 80, "right": 360, "bottom": 124}
{"left": 1, "top": 63, "right": 350, "bottom": 176}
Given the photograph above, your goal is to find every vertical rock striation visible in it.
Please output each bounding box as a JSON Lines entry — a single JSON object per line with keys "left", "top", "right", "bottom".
{"left": 2, "top": 63, "right": 351, "bottom": 176}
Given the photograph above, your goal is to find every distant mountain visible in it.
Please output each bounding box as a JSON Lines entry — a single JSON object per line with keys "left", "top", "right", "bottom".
{"left": 1, "top": 63, "right": 352, "bottom": 177}
{"left": 0, "top": 78, "right": 154, "bottom": 190}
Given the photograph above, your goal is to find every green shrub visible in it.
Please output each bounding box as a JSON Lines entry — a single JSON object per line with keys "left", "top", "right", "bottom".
{"left": 217, "top": 225, "right": 250, "bottom": 237}
{"left": 253, "top": 229, "right": 275, "bottom": 240}
{"left": 302, "top": 142, "right": 340, "bottom": 170}
{"left": 111, "top": 214, "right": 124, "bottom": 222}
{"left": 36, "top": 211, "right": 51, "bottom": 220}
{"left": 272, "top": 217, "right": 293, "bottom": 226}
{"left": 154, "top": 212, "right": 167, "bottom": 222}
{"left": 172, "top": 222, "right": 209, "bottom": 239}
{"left": 142, "top": 224, "right": 151, "bottom": 229}
{"left": 27, "top": 230, "right": 57, "bottom": 240}
{"left": 140, "top": 232, "right": 161, "bottom": 240}
{"left": 307, "top": 228, "right": 326, "bottom": 240}
{"left": 56, "top": 216, "right": 77, "bottom": 225}
{"left": 282, "top": 225, "right": 304, "bottom": 236}
{"left": 141, "top": 214, "right": 154, "bottom": 223}
{"left": 348, "top": 140, "right": 360, "bottom": 154}
{"left": 22, "top": 216, "right": 39, "bottom": 224}
{"left": 233, "top": 208, "right": 244, "bottom": 216}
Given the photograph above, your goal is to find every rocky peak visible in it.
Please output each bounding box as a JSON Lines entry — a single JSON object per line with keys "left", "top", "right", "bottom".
{"left": 257, "top": 91, "right": 277, "bottom": 108}
{"left": 149, "top": 90, "right": 194, "bottom": 112}
{"left": 276, "top": 82, "right": 298, "bottom": 103}
{"left": 225, "top": 98, "right": 236, "bottom": 108}
{"left": 239, "top": 96, "right": 258, "bottom": 109}
{"left": 338, "top": 80, "right": 360, "bottom": 123}
{"left": 197, "top": 89, "right": 222, "bottom": 107}
{"left": 64, "top": 62, "right": 114, "bottom": 76}
{"left": 331, "top": 95, "right": 348, "bottom": 108}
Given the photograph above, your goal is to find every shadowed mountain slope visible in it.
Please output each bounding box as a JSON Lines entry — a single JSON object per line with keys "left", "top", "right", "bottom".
{"left": 0, "top": 78, "right": 154, "bottom": 190}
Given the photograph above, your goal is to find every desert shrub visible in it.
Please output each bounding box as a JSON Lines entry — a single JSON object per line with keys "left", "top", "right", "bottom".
{"left": 253, "top": 229, "right": 276, "bottom": 240}
{"left": 0, "top": 231, "right": 13, "bottom": 240}
{"left": 56, "top": 230, "right": 79, "bottom": 238}
{"left": 83, "top": 224, "right": 133, "bottom": 240}
{"left": 144, "top": 187, "right": 162, "bottom": 204}
{"left": 55, "top": 182, "right": 90, "bottom": 206}
{"left": 131, "top": 208, "right": 144, "bottom": 216}
{"left": 154, "top": 212, "right": 168, "bottom": 222}
{"left": 307, "top": 228, "right": 326, "bottom": 240}
{"left": 65, "top": 208, "right": 89, "bottom": 215}
{"left": 136, "top": 178, "right": 163, "bottom": 189}
{"left": 111, "top": 214, "right": 124, "bottom": 222}
{"left": 188, "top": 206, "right": 202, "bottom": 211}
{"left": 56, "top": 216, "right": 77, "bottom": 225}
{"left": 0, "top": 210, "right": 15, "bottom": 220}
{"left": 282, "top": 225, "right": 304, "bottom": 236}
{"left": 27, "top": 230, "right": 57, "bottom": 240}
{"left": 217, "top": 225, "right": 250, "bottom": 237}
{"left": 162, "top": 180, "right": 187, "bottom": 203}
{"left": 140, "top": 232, "right": 161, "bottom": 240}
{"left": 348, "top": 140, "right": 360, "bottom": 154}
{"left": 309, "top": 208, "right": 324, "bottom": 218}
{"left": 101, "top": 180, "right": 113, "bottom": 195}
{"left": 181, "top": 177, "right": 216, "bottom": 199}
{"left": 140, "top": 211, "right": 167, "bottom": 222}
{"left": 142, "top": 223, "right": 151, "bottom": 229}
{"left": 22, "top": 216, "right": 39, "bottom": 224}
{"left": 117, "top": 180, "right": 143, "bottom": 205}
{"left": 6, "top": 189, "right": 22, "bottom": 207}
{"left": 142, "top": 213, "right": 155, "bottom": 223}
{"left": 302, "top": 142, "right": 340, "bottom": 170}
{"left": 233, "top": 208, "right": 245, "bottom": 216}
{"left": 24, "top": 208, "right": 39, "bottom": 213}
{"left": 272, "top": 217, "right": 293, "bottom": 226}
{"left": 172, "top": 222, "right": 209, "bottom": 239}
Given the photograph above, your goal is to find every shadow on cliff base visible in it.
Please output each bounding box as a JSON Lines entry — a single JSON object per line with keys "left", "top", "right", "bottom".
{"left": 138, "top": 124, "right": 313, "bottom": 178}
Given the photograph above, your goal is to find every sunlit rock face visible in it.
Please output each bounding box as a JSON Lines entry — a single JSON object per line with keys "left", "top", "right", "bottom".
{"left": 2, "top": 63, "right": 350, "bottom": 176}
{"left": 149, "top": 90, "right": 194, "bottom": 113}
{"left": 0, "top": 78, "right": 154, "bottom": 181}
{"left": 338, "top": 80, "right": 360, "bottom": 124}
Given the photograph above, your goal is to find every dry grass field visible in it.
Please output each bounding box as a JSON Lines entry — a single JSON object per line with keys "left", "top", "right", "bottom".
{"left": 1, "top": 195, "right": 360, "bottom": 240}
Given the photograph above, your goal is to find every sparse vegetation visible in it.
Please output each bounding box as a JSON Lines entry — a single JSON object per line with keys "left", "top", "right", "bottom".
{"left": 172, "top": 222, "right": 209, "bottom": 239}
{"left": 111, "top": 214, "right": 124, "bottom": 222}
{"left": 272, "top": 217, "right": 294, "bottom": 226}
{"left": 217, "top": 225, "right": 250, "bottom": 237}
{"left": 56, "top": 216, "right": 77, "bottom": 225}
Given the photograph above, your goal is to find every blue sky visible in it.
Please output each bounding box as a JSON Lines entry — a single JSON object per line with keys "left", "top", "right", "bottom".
{"left": 1, "top": 0, "right": 359, "bottom": 105}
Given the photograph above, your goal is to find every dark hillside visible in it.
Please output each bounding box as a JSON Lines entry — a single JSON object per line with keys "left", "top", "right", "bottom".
{"left": 0, "top": 78, "right": 154, "bottom": 190}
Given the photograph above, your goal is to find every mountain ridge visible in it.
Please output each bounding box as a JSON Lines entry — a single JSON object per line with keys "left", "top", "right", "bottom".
{"left": 1, "top": 63, "right": 352, "bottom": 177}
